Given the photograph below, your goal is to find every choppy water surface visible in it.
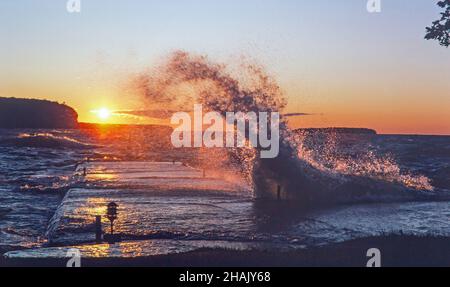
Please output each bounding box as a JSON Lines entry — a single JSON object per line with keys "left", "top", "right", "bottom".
{"left": 0, "top": 128, "right": 449, "bottom": 255}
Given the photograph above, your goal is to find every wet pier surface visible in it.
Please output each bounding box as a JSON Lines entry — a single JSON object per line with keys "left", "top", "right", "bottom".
{"left": 6, "top": 161, "right": 254, "bottom": 258}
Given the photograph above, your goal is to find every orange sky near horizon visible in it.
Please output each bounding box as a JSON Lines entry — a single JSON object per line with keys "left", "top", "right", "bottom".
{"left": 5, "top": 65, "right": 450, "bottom": 135}
{"left": 2, "top": 67, "right": 450, "bottom": 135}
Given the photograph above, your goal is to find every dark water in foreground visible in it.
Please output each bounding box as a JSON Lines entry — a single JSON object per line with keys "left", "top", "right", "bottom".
{"left": 0, "top": 128, "right": 449, "bottom": 255}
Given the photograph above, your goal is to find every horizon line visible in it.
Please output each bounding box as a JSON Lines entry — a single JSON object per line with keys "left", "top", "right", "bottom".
{"left": 78, "top": 122, "right": 450, "bottom": 137}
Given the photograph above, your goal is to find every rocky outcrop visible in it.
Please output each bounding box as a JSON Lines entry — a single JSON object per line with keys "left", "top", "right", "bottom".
{"left": 0, "top": 97, "right": 78, "bottom": 129}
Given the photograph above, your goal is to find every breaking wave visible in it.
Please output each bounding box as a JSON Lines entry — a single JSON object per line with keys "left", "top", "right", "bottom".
{"left": 131, "top": 51, "right": 437, "bottom": 204}
{"left": 0, "top": 133, "right": 93, "bottom": 149}
{"left": 293, "top": 131, "right": 433, "bottom": 191}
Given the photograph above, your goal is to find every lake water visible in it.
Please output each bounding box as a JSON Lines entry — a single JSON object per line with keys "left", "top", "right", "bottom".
{"left": 1, "top": 127, "right": 449, "bottom": 256}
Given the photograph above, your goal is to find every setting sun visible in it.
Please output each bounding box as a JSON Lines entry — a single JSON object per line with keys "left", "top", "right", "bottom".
{"left": 93, "top": 108, "right": 111, "bottom": 121}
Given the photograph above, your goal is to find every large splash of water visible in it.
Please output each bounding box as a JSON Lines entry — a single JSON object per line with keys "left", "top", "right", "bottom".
{"left": 293, "top": 131, "right": 433, "bottom": 191}
{"left": 132, "top": 51, "right": 435, "bottom": 204}
{"left": 132, "top": 51, "right": 286, "bottom": 114}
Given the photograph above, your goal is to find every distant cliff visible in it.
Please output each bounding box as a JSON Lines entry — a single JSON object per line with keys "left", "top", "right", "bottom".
{"left": 0, "top": 97, "right": 78, "bottom": 129}
{"left": 295, "top": 127, "right": 377, "bottom": 135}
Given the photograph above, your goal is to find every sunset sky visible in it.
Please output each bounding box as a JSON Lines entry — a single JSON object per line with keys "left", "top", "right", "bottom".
{"left": 0, "top": 0, "right": 449, "bottom": 134}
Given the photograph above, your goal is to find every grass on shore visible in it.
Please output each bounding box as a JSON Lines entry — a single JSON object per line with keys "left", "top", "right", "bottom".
{"left": 2, "top": 234, "right": 450, "bottom": 267}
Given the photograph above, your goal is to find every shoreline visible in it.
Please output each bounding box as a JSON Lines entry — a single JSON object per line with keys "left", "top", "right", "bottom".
{"left": 2, "top": 235, "right": 450, "bottom": 267}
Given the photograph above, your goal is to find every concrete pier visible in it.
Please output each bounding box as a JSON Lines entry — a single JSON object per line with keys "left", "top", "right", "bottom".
{"left": 46, "top": 161, "right": 250, "bottom": 246}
